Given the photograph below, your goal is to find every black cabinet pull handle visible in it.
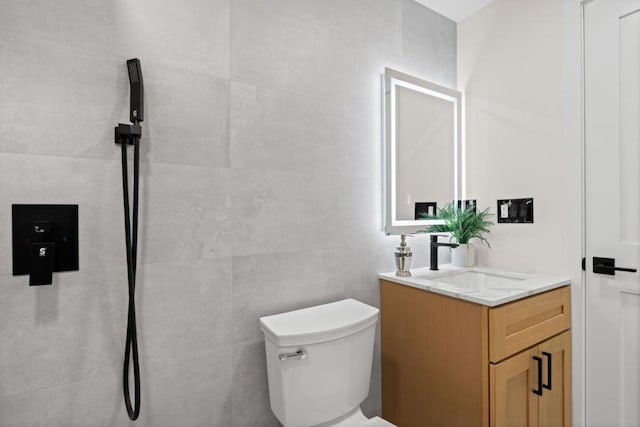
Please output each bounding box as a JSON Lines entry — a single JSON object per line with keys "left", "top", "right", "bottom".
{"left": 542, "top": 351, "right": 552, "bottom": 391}
{"left": 533, "top": 356, "right": 543, "bottom": 396}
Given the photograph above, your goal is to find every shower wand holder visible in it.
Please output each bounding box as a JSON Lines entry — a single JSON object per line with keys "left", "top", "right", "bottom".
{"left": 114, "top": 123, "right": 142, "bottom": 145}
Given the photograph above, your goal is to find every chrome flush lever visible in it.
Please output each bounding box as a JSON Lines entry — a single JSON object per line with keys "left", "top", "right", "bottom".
{"left": 279, "top": 348, "right": 308, "bottom": 362}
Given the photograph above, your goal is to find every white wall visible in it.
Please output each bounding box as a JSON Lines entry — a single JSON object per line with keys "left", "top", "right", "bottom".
{"left": 459, "top": 0, "right": 585, "bottom": 423}
{"left": 457, "top": 0, "right": 568, "bottom": 275}
{"left": 0, "top": 1, "right": 456, "bottom": 426}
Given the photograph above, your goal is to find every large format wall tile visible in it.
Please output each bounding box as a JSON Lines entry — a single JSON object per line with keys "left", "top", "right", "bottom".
{"left": 0, "top": 33, "right": 128, "bottom": 161}
{"left": 230, "top": 0, "right": 456, "bottom": 105}
{"left": 0, "top": 369, "right": 125, "bottom": 427}
{"left": 0, "top": 0, "right": 229, "bottom": 78}
{"left": 137, "top": 257, "right": 233, "bottom": 364}
{"left": 0, "top": 153, "right": 231, "bottom": 275}
{"left": 231, "top": 250, "right": 330, "bottom": 344}
{"left": 0, "top": 34, "right": 230, "bottom": 167}
{"left": 231, "top": 340, "right": 281, "bottom": 427}
{"left": 139, "top": 346, "right": 233, "bottom": 427}
{"left": 143, "top": 66, "right": 230, "bottom": 168}
{"left": 230, "top": 0, "right": 366, "bottom": 104}
{"left": 362, "top": 339, "right": 382, "bottom": 417}
{"left": 230, "top": 81, "right": 376, "bottom": 176}
{"left": 0, "top": 258, "right": 231, "bottom": 399}
{"left": 0, "top": 266, "right": 126, "bottom": 398}
{"left": 0, "top": 154, "right": 121, "bottom": 275}
{"left": 271, "top": 0, "right": 403, "bottom": 55}
{"left": 401, "top": 0, "right": 457, "bottom": 88}
{"left": 230, "top": 169, "right": 380, "bottom": 257}
{"left": 0, "top": 346, "right": 233, "bottom": 427}
{"left": 321, "top": 247, "right": 382, "bottom": 307}
{"left": 138, "top": 162, "right": 231, "bottom": 264}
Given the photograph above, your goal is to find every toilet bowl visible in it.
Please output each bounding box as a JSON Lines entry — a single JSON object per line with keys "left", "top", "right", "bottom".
{"left": 260, "top": 299, "right": 395, "bottom": 427}
{"left": 317, "top": 408, "right": 392, "bottom": 427}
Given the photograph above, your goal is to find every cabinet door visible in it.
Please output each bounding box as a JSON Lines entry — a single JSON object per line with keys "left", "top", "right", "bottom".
{"left": 491, "top": 347, "right": 539, "bottom": 427}
{"left": 538, "top": 331, "right": 572, "bottom": 427}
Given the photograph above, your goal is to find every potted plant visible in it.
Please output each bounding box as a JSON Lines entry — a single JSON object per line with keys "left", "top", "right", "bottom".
{"left": 420, "top": 202, "right": 494, "bottom": 267}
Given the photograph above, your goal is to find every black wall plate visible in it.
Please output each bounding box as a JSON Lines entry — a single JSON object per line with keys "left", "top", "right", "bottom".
{"left": 415, "top": 202, "right": 437, "bottom": 219}
{"left": 12, "top": 204, "right": 79, "bottom": 276}
{"left": 457, "top": 199, "right": 477, "bottom": 212}
{"left": 497, "top": 198, "right": 534, "bottom": 223}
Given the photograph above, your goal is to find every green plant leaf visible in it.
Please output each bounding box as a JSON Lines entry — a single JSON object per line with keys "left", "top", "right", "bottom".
{"left": 418, "top": 202, "right": 494, "bottom": 247}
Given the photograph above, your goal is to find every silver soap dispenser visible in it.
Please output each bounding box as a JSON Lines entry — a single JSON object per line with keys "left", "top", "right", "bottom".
{"left": 394, "top": 234, "right": 413, "bottom": 277}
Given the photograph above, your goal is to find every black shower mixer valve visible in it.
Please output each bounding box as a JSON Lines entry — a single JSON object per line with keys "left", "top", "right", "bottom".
{"left": 114, "top": 123, "right": 142, "bottom": 145}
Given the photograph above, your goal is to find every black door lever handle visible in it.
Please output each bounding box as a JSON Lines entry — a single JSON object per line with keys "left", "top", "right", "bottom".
{"left": 596, "top": 265, "right": 637, "bottom": 272}
{"left": 593, "top": 257, "right": 637, "bottom": 275}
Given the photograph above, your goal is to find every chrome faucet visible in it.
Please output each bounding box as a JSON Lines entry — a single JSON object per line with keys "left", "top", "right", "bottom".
{"left": 430, "top": 235, "right": 459, "bottom": 271}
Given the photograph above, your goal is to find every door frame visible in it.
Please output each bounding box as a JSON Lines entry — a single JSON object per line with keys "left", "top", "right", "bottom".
{"left": 574, "top": 0, "right": 591, "bottom": 425}
{"left": 578, "top": 1, "right": 588, "bottom": 425}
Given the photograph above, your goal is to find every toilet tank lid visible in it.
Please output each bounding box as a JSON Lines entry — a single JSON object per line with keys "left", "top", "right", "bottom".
{"left": 259, "top": 299, "right": 379, "bottom": 346}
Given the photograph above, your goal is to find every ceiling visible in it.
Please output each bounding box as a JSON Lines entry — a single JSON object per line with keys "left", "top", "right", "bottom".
{"left": 414, "top": 0, "right": 497, "bottom": 22}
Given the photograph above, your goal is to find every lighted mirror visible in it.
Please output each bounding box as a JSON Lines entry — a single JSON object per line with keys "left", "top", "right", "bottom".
{"left": 383, "top": 68, "right": 462, "bottom": 235}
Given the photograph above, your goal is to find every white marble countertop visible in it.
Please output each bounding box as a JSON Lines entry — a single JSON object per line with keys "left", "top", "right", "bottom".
{"left": 379, "top": 265, "right": 571, "bottom": 307}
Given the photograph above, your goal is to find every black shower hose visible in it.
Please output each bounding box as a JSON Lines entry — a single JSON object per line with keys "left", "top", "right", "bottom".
{"left": 121, "top": 136, "right": 141, "bottom": 421}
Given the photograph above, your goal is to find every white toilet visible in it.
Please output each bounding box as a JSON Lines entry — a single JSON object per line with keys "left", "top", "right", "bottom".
{"left": 260, "top": 299, "right": 395, "bottom": 427}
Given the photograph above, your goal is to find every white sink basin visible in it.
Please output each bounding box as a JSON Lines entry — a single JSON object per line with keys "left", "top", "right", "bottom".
{"left": 431, "top": 271, "right": 526, "bottom": 290}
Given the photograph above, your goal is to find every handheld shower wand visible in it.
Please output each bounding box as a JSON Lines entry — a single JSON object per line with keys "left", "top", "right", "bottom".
{"left": 127, "top": 58, "right": 144, "bottom": 123}
{"left": 115, "top": 58, "right": 144, "bottom": 421}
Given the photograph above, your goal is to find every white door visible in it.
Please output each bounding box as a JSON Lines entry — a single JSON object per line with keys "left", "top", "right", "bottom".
{"left": 584, "top": 1, "right": 640, "bottom": 426}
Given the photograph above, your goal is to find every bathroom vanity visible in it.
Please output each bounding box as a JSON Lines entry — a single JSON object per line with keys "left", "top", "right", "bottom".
{"left": 379, "top": 266, "right": 571, "bottom": 427}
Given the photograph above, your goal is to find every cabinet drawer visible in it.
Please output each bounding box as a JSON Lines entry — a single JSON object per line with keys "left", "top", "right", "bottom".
{"left": 489, "top": 286, "right": 571, "bottom": 362}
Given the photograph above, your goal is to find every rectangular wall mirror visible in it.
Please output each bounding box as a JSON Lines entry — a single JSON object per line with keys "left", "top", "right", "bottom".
{"left": 382, "top": 68, "right": 462, "bottom": 235}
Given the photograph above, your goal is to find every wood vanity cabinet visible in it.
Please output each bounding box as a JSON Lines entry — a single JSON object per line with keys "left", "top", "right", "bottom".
{"left": 380, "top": 280, "right": 571, "bottom": 427}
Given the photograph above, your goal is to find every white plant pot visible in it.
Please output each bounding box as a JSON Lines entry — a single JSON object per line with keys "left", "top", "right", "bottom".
{"left": 451, "top": 243, "right": 475, "bottom": 267}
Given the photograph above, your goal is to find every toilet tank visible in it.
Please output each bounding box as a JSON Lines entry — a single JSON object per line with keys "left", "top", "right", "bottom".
{"left": 260, "top": 299, "right": 379, "bottom": 427}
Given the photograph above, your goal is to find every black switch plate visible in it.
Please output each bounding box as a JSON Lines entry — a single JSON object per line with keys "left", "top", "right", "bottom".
{"left": 497, "top": 198, "right": 534, "bottom": 223}
{"left": 12, "top": 204, "right": 79, "bottom": 276}
{"left": 457, "top": 199, "right": 477, "bottom": 212}
{"left": 415, "top": 202, "right": 437, "bottom": 219}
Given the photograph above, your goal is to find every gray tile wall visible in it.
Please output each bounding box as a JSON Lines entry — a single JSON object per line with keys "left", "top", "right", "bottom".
{"left": 0, "top": 1, "right": 455, "bottom": 426}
